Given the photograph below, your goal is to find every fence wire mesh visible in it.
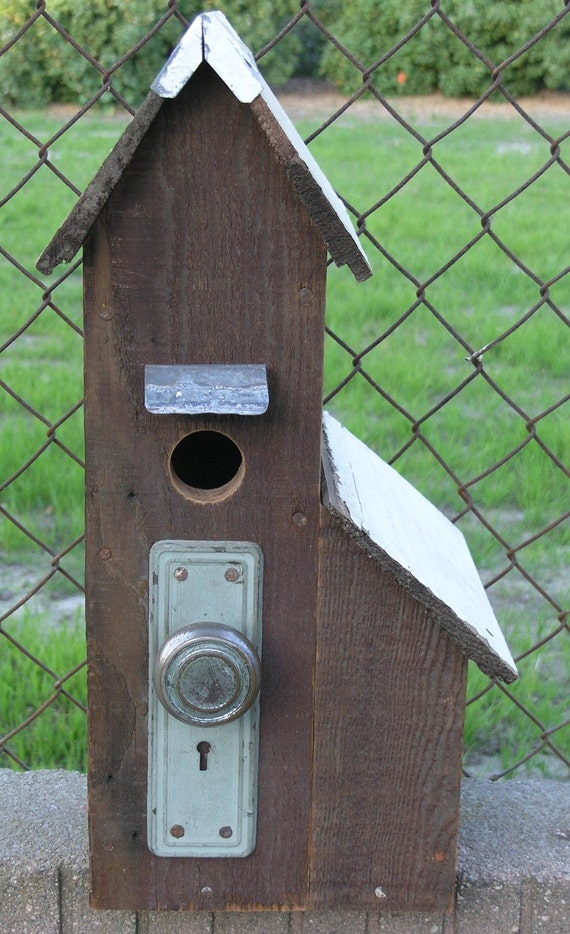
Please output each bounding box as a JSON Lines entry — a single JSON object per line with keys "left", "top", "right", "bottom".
{"left": 0, "top": 1, "right": 568, "bottom": 779}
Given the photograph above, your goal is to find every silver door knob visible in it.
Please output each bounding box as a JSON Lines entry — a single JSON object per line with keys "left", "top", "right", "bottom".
{"left": 153, "top": 622, "right": 261, "bottom": 726}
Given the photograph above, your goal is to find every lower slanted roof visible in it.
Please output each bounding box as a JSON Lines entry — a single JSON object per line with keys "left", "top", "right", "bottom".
{"left": 321, "top": 411, "right": 518, "bottom": 683}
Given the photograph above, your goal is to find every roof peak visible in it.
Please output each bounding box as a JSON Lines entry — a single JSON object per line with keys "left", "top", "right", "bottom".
{"left": 152, "top": 11, "right": 262, "bottom": 104}
{"left": 151, "top": 11, "right": 371, "bottom": 281}
{"left": 36, "top": 11, "right": 371, "bottom": 281}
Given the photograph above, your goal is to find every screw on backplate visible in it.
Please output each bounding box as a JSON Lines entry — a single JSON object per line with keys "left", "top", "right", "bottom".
{"left": 219, "top": 826, "right": 233, "bottom": 839}
{"left": 99, "top": 547, "right": 112, "bottom": 561}
{"left": 174, "top": 567, "right": 188, "bottom": 581}
{"left": 170, "top": 824, "right": 185, "bottom": 838}
{"left": 224, "top": 567, "right": 239, "bottom": 582}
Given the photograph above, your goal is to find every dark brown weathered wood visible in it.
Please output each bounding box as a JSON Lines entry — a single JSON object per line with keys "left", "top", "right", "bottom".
{"left": 249, "top": 97, "right": 371, "bottom": 282}
{"left": 309, "top": 509, "right": 467, "bottom": 912}
{"left": 84, "top": 67, "right": 326, "bottom": 910}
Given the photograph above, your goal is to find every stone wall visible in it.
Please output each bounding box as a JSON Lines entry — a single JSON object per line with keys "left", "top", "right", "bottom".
{"left": 0, "top": 771, "right": 568, "bottom": 933}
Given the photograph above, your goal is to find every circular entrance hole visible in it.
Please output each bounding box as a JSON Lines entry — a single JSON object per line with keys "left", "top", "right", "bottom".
{"left": 170, "top": 430, "right": 244, "bottom": 501}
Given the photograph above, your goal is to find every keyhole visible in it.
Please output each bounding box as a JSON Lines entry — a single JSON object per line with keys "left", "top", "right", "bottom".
{"left": 197, "top": 741, "right": 211, "bottom": 771}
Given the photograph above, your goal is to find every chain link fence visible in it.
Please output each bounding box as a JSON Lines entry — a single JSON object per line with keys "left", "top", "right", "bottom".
{"left": 1, "top": 1, "right": 568, "bottom": 779}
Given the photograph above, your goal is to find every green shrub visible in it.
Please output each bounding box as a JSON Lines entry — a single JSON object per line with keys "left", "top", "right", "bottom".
{"left": 3, "top": 1, "right": 570, "bottom": 106}
{"left": 0, "top": 0, "right": 183, "bottom": 107}
{"left": 0, "top": 0, "right": 306, "bottom": 108}
{"left": 320, "top": 0, "right": 570, "bottom": 98}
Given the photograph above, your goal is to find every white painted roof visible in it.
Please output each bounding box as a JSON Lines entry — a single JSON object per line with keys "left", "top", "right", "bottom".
{"left": 321, "top": 411, "right": 518, "bottom": 682}
{"left": 152, "top": 9, "right": 261, "bottom": 103}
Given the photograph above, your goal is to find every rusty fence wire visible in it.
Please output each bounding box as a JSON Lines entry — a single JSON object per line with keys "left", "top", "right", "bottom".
{"left": 0, "top": 1, "right": 568, "bottom": 779}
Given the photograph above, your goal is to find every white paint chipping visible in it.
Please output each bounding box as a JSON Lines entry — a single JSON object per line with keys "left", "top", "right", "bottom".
{"left": 322, "top": 412, "right": 517, "bottom": 680}
{"left": 152, "top": 12, "right": 262, "bottom": 103}
{"left": 151, "top": 15, "right": 204, "bottom": 99}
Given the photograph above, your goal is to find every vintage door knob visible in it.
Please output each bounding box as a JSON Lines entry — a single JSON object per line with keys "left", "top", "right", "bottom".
{"left": 153, "top": 622, "right": 261, "bottom": 726}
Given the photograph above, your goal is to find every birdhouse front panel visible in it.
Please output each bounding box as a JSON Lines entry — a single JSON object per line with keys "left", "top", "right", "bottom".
{"left": 82, "top": 64, "right": 327, "bottom": 910}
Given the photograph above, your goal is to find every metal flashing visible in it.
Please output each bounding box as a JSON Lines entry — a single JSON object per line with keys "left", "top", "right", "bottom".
{"left": 144, "top": 363, "right": 269, "bottom": 415}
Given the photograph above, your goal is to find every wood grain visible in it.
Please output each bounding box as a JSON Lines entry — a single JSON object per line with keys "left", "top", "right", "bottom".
{"left": 310, "top": 510, "right": 467, "bottom": 912}
{"left": 84, "top": 66, "right": 326, "bottom": 910}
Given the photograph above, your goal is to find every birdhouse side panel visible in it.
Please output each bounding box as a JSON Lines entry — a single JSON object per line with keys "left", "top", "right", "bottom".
{"left": 82, "top": 67, "right": 327, "bottom": 910}
{"left": 310, "top": 510, "right": 467, "bottom": 912}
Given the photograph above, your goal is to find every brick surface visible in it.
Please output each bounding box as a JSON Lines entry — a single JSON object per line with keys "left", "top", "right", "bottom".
{"left": 213, "top": 913, "right": 289, "bottom": 933}
{"left": 61, "top": 867, "right": 136, "bottom": 933}
{"left": 455, "top": 880, "right": 521, "bottom": 934}
{"left": 299, "top": 910, "right": 367, "bottom": 932}
{"left": 138, "top": 911, "right": 213, "bottom": 933}
{"left": 367, "top": 911, "right": 443, "bottom": 932}
{"left": 521, "top": 880, "right": 570, "bottom": 933}
{"left": 0, "top": 867, "right": 60, "bottom": 934}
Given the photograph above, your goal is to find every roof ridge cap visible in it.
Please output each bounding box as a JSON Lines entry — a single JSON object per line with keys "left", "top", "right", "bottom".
{"left": 151, "top": 10, "right": 263, "bottom": 104}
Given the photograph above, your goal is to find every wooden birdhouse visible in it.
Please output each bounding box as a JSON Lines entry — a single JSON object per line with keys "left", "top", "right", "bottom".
{"left": 37, "top": 11, "right": 517, "bottom": 916}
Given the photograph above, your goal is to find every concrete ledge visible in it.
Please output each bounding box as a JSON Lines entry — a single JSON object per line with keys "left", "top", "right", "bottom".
{"left": 0, "top": 771, "right": 568, "bottom": 933}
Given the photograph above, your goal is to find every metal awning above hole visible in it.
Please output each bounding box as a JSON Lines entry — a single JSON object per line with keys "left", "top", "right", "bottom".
{"left": 144, "top": 364, "right": 269, "bottom": 415}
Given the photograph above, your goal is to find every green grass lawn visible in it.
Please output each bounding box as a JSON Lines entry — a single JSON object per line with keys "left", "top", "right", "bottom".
{"left": 1, "top": 103, "right": 568, "bottom": 775}
{"left": 0, "top": 608, "right": 87, "bottom": 771}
